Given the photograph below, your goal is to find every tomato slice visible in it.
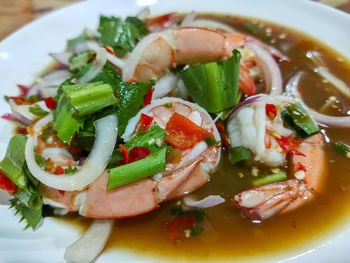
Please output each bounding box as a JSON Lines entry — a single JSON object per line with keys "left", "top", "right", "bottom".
{"left": 265, "top": 104, "right": 277, "bottom": 120}
{"left": 140, "top": 113, "right": 154, "bottom": 133}
{"left": 0, "top": 171, "right": 17, "bottom": 195}
{"left": 44, "top": 97, "right": 57, "bottom": 110}
{"left": 164, "top": 113, "right": 213, "bottom": 150}
{"left": 143, "top": 88, "right": 154, "bottom": 107}
{"left": 129, "top": 146, "right": 150, "bottom": 163}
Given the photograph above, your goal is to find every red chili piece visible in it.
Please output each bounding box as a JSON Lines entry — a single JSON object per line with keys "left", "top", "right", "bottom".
{"left": 297, "top": 162, "right": 307, "bottom": 172}
{"left": 215, "top": 123, "right": 230, "bottom": 149}
{"left": 44, "top": 97, "right": 57, "bottom": 110}
{"left": 0, "top": 171, "right": 18, "bottom": 195}
{"left": 58, "top": 190, "right": 66, "bottom": 196}
{"left": 10, "top": 96, "right": 25, "bottom": 105}
{"left": 16, "top": 127, "right": 27, "bottom": 135}
{"left": 103, "top": 46, "right": 116, "bottom": 56}
{"left": 143, "top": 88, "right": 154, "bottom": 107}
{"left": 68, "top": 145, "right": 81, "bottom": 155}
{"left": 275, "top": 136, "right": 305, "bottom": 156}
{"left": 54, "top": 166, "right": 65, "bottom": 175}
{"left": 140, "top": 113, "right": 154, "bottom": 133}
{"left": 265, "top": 104, "right": 277, "bottom": 120}
{"left": 17, "top": 84, "right": 30, "bottom": 97}
{"left": 129, "top": 146, "right": 150, "bottom": 163}
{"left": 119, "top": 144, "right": 129, "bottom": 165}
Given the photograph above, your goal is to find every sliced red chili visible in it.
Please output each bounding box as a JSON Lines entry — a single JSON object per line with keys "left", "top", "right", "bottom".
{"left": 10, "top": 96, "right": 25, "bottom": 105}
{"left": 119, "top": 144, "right": 129, "bottom": 165}
{"left": 103, "top": 46, "right": 116, "bottom": 56}
{"left": 58, "top": 190, "right": 65, "bottom": 196}
{"left": 0, "top": 171, "right": 18, "bottom": 195}
{"left": 164, "top": 113, "right": 213, "bottom": 150}
{"left": 146, "top": 13, "right": 179, "bottom": 31}
{"left": 167, "top": 221, "right": 180, "bottom": 241}
{"left": 275, "top": 136, "right": 305, "bottom": 156}
{"left": 143, "top": 88, "right": 154, "bottom": 107}
{"left": 44, "top": 97, "right": 57, "bottom": 110}
{"left": 54, "top": 166, "right": 65, "bottom": 175}
{"left": 140, "top": 113, "right": 154, "bottom": 133}
{"left": 17, "top": 84, "right": 29, "bottom": 97}
{"left": 296, "top": 162, "right": 307, "bottom": 172}
{"left": 129, "top": 146, "right": 151, "bottom": 163}
{"left": 15, "top": 127, "right": 27, "bottom": 135}
{"left": 265, "top": 103, "right": 277, "bottom": 120}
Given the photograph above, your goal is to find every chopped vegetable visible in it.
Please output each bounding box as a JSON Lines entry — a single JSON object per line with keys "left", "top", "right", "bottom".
{"left": 35, "top": 155, "right": 47, "bottom": 170}
{"left": 0, "top": 171, "right": 18, "bottom": 195}
{"left": 29, "top": 104, "right": 49, "bottom": 116}
{"left": 275, "top": 136, "right": 305, "bottom": 156}
{"left": 281, "top": 102, "right": 319, "bottom": 139}
{"left": 181, "top": 50, "right": 241, "bottom": 113}
{"left": 266, "top": 103, "right": 277, "bottom": 120}
{"left": 69, "top": 51, "right": 95, "bottom": 71}
{"left": 143, "top": 88, "right": 154, "bottom": 107}
{"left": 229, "top": 146, "right": 251, "bottom": 164}
{"left": 334, "top": 141, "right": 350, "bottom": 153}
{"left": 107, "top": 148, "right": 167, "bottom": 189}
{"left": 205, "top": 137, "right": 217, "bottom": 147}
{"left": 44, "top": 97, "right": 57, "bottom": 110}
{"left": 191, "top": 226, "right": 204, "bottom": 236}
{"left": 164, "top": 113, "right": 214, "bottom": 150}
{"left": 128, "top": 146, "right": 150, "bottom": 163}
{"left": 67, "top": 30, "right": 89, "bottom": 48}
{"left": 193, "top": 208, "right": 205, "bottom": 222}
{"left": 252, "top": 172, "right": 287, "bottom": 186}
{"left": 171, "top": 208, "right": 187, "bottom": 216}
{"left": 119, "top": 144, "right": 129, "bottom": 165}
{"left": 140, "top": 113, "right": 154, "bottom": 133}
{"left": 64, "top": 166, "right": 78, "bottom": 174}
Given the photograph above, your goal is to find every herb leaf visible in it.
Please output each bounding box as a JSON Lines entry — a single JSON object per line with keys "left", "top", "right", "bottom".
{"left": 29, "top": 104, "right": 49, "bottom": 116}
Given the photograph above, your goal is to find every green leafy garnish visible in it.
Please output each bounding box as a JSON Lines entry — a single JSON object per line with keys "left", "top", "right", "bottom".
{"left": 29, "top": 104, "right": 49, "bottom": 117}
{"left": 229, "top": 146, "right": 251, "bottom": 164}
{"left": 35, "top": 155, "right": 47, "bottom": 170}
{"left": 193, "top": 208, "right": 205, "bottom": 222}
{"left": 191, "top": 226, "right": 204, "bottom": 236}
{"left": 181, "top": 49, "right": 241, "bottom": 113}
{"left": 334, "top": 142, "right": 350, "bottom": 153}
{"left": 69, "top": 51, "right": 95, "bottom": 71}
{"left": 281, "top": 103, "right": 319, "bottom": 139}
{"left": 252, "top": 172, "right": 287, "bottom": 187}
{"left": 171, "top": 208, "right": 187, "bottom": 216}
{"left": 64, "top": 166, "right": 78, "bottom": 174}
{"left": 67, "top": 30, "right": 89, "bottom": 48}
{"left": 205, "top": 137, "right": 217, "bottom": 147}
{"left": 98, "top": 15, "right": 149, "bottom": 58}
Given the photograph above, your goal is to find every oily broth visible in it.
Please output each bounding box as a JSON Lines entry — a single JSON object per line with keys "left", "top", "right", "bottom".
{"left": 58, "top": 14, "right": 350, "bottom": 261}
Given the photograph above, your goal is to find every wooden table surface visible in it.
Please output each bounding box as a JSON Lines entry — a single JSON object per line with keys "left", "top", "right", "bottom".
{"left": 0, "top": 0, "right": 349, "bottom": 41}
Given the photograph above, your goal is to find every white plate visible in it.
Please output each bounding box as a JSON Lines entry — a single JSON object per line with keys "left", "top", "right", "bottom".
{"left": 1, "top": 0, "right": 350, "bottom": 262}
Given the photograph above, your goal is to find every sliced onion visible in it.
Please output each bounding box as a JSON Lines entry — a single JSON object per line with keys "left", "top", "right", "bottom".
{"left": 227, "top": 94, "right": 264, "bottom": 122}
{"left": 136, "top": 7, "right": 151, "bottom": 20}
{"left": 285, "top": 72, "right": 350, "bottom": 127}
{"left": 106, "top": 52, "right": 125, "bottom": 69}
{"left": 180, "top": 11, "right": 197, "bottom": 27}
{"left": 183, "top": 195, "right": 225, "bottom": 208}
{"left": 245, "top": 40, "right": 283, "bottom": 96}
{"left": 152, "top": 72, "right": 179, "bottom": 100}
{"left": 27, "top": 69, "right": 72, "bottom": 98}
{"left": 184, "top": 18, "right": 236, "bottom": 32}
{"left": 73, "top": 41, "right": 107, "bottom": 84}
{"left": 64, "top": 219, "right": 114, "bottom": 263}
{"left": 9, "top": 99, "right": 49, "bottom": 125}
{"left": 25, "top": 115, "right": 118, "bottom": 191}
{"left": 49, "top": 52, "right": 73, "bottom": 66}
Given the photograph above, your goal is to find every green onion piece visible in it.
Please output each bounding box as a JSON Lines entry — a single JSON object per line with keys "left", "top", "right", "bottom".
{"left": 107, "top": 148, "right": 167, "bottom": 190}
{"left": 35, "top": 155, "right": 47, "bottom": 170}
{"left": 171, "top": 208, "right": 187, "bottom": 216}
{"left": 0, "top": 134, "right": 28, "bottom": 188}
{"left": 252, "top": 172, "right": 287, "bottom": 187}
{"left": 64, "top": 166, "right": 78, "bottom": 174}
{"left": 181, "top": 50, "right": 241, "bottom": 113}
{"left": 229, "top": 146, "right": 251, "bottom": 164}
{"left": 281, "top": 103, "right": 319, "bottom": 139}
{"left": 69, "top": 51, "right": 95, "bottom": 71}
{"left": 191, "top": 226, "right": 204, "bottom": 236}
{"left": 205, "top": 137, "right": 217, "bottom": 147}
{"left": 334, "top": 141, "right": 350, "bottom": 153}
{"left": 193, "top": 209, "right": 205, "bottom": 222}
{"left": 63, "top": 82, "right": 117, "bottom": 116}
{"left": 29, "top": 104, "right": 49, "bottom": 116}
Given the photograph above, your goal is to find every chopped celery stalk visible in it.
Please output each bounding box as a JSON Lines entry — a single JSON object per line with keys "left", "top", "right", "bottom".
{"left": 252, "top": 172, "right": 287, "bottom": 187}
{"left": 69, "top": 51, "right": 95, "bottom": 71}
{"left": 63, "top": 82, "right": 117, "bottom": 116}
{"left": 229, "top": 146, "right": 250, "bottom": 164}
{"left": 107, "top": 148, "right": 167, "bottom": 190}
{"left": 0, "top": 135, "right": 27, "bottom": 188}
{"left": 181, "top": 50, "right": 241, "bottom": 113}
{"left": 281, "top": 103, "right": 319, "bottom": 139}
{"left": 334, "top": 141, "right": 350, "bottom": 153}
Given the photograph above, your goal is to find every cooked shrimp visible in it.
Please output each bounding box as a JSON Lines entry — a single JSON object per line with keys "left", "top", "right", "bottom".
{"left": 41, "top": 97, "right": 221, "bottom": 218}
{"left": 234, "top": 133, "right": 327, "bottom": 220}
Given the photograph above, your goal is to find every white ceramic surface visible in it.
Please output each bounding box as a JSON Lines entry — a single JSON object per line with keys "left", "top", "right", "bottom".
{"left": 1, "top": 0, "right": 350, "bottom": 262}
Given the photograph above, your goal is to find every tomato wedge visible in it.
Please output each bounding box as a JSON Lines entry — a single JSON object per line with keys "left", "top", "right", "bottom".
{"left": 0, "top": 171, "right": 17, "bottom": 195}
{"left": 164, "top": 113, "right": 213, "bottom": 150}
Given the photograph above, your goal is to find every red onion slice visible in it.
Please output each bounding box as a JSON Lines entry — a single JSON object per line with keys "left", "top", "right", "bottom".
{"left": 245, "top": 40, "right": 283, "bottom": 96}
{"left": 227, "top": 94, "right": 264, "bottom": 123}
{"left": 9, "top": 99, "right": 49, "bottom": 125}
{"left": 64, "top": 219, "right": 114, "bottom": 263}
{"left": 25, "top": 114, "right": 118, "bottom": 191}
{"left": 137, "top": 7, "right": 151, "bottom": 20}
{"left": 183, "top": 195, "right": 225, "bottom": 208}
{"left": 49, "top": 52, "right": 72, "bottom": 66}
{"left": 180, "top": 11, "right": 197, "bottom": 27}
{"left": 285, "top": 72, "right": 350, "bottom": 127}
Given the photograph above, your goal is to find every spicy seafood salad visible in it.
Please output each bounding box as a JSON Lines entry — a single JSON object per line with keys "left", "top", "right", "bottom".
{"left": 1, "top": 9, "right": 350, "bottom": 262}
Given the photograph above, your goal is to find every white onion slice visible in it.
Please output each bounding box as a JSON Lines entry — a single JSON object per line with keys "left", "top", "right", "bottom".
{"left": 106, "top": 52, "right": 125, "bottom": 69}
{"left": 152, "top": 72, "right": 179, "bottom": 100}
{"left": 64, "top": 219, "right": 114, "bottom": 263}
{"left": 73, "top": 41, "right": 107, "bottom": 84}
{"left": 245, "top": 40, "right": 282, "bottom": 96}
{"left": 184, "top": 18, "right": 236, "bottom": 32}
{"left": 285, "top": 72, "right": 350, "bottom": 127}
{"left": 49, "top": 52, "right": 72, "bottom": 66}
{"left": 25, "top": 115, "right": 118, "bottom": 191}
{"left": 183, "top": 195, "right": 225, "bottom": 208}
{"left": 136, "top": 7, "right": 151, "bottom": 20}
{"left": 180, "top": 11, "right": 197, "bottom": 27}
{"left": 9, "top": 99, "right": 50, "bottom": 125}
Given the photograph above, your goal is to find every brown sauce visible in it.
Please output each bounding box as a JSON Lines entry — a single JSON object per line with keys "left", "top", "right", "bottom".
{"left": 57, "top": 14, "right": 350, "bottom": 261}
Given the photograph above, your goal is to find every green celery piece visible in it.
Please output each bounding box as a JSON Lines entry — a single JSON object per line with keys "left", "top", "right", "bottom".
{"left": 67, "top": 30, "right": 89, "bottom": 48}
{"left": 0, "top": 135, "right": 27, "bottom": 188}
{"left": 69, "top": 51, "right": 95, "bottom": 71}
{"left": 252, "top": 172, "right": 287, "bottom": 187}
{"left": 63, "top": 82, "right": 116, "bottom": 116}
{"left": 29, "top": 104, "right": 49, "bottom": 116}
{"left": 53, "top": 95, "right": 85, "bottom": 144}
{"left": 229, "top": 146, "right": 251, "bottom": 164}
{"left": 334, "top": 142, "right": 350, "bottom": 153}
{"left": 107, "top": 148, "right": 167, "bottom": 190}
{"left": 282, "top": 103, "right": 319, "bottom": 139}
{"left": 98, "top": 16, "right": 141, "bottom": 58}
{"left": 181, "top": 50, "right": 241, "bottom": 113}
